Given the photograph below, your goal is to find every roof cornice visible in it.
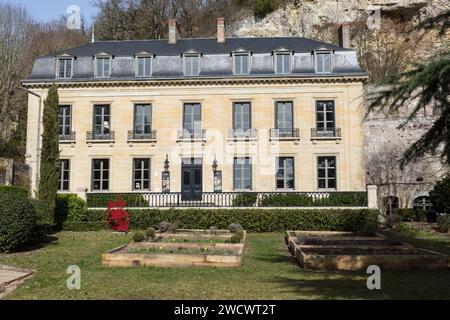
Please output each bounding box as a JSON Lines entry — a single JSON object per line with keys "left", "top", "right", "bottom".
{"left": 22, "top": 75, "right": 368, "bottom": 89}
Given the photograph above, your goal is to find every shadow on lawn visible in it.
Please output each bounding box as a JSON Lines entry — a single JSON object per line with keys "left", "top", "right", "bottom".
{"left": 2, "top": 235, "right": 59, "bottom": 257}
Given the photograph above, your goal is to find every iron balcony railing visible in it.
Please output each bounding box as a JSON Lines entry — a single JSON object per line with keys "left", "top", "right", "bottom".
{"left": 86, "top": 131, "right": 115, "bottom": 142}
{"left": 86, "top": 191, "right": 368, "bottom": 208}
{"left": 127, "top": 130, "right": 157, "bottom": 141}
{"left": 270, "top": 128, "right": 300, "bottom": 139}
{"left": 177, "top": 129, "right": 206, "bottom": 141}
{"left": 59, "top": 131, "right": 76, "bottom": 142}
{"left": 311, "top": 128, "right": 342, "bottom": 139}
{"left": 227, "top": 128, "right": 258, "bottom": 140}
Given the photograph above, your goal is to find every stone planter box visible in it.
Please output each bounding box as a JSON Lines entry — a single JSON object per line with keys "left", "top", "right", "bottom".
{"left": 285, "top": 231, "right": 449, "bottom": 271}
{"left": 102, "top": 229, "right": 246, "bottom": 268}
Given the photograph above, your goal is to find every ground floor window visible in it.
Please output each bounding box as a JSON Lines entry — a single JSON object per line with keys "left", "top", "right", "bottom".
{"left": 276, "top": 157, "right": 294, "bottom": 189}
{"left": 234, "top": 157, "right": 252, "bottom": 190}
{"left": 317, "top": 156, "right": 336, "bottom": 190}
{"left": 58, "top": 159, "right": 70, "bottom": 191}
{"left": 92, "top": 159, "right": 109, "bottom": 191}
{"left": 133, "top": 158, "right": 150, "bottom": 190}
{"left": 413, "top": 196, "right": 432, "bottom": 211}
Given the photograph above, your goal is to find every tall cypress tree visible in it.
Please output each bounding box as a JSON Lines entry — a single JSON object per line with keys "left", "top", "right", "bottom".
{"left": 38, "top": 85, "right": 60, "bottom": 223}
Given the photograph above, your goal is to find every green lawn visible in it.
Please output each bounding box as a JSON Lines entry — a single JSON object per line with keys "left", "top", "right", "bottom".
{"left": 1, "top": 229, "right": 449, "bottom": 300}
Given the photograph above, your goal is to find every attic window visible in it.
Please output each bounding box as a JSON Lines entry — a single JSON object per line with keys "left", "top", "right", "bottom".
{"left": 57, "top": 58, "right": 73, "bottom": 79}
{"left": 274, "top": 51, "right": 292, "bottom": 74}
{"left": 183, "top": 53, "right": 200, "bottom": 76}
{"left": 95, "top": 55, "right": 112, "bottom": 78}
{"left": 233, "top": 52, "right": 251, "bottom": 75}
{"left": 135, "top": 55, "right": 152, "bottom": 77}
{"left": 315, "top": 51, "right": 332, "bottom": 74}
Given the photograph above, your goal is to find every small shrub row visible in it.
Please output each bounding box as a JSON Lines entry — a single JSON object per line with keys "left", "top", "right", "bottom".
{"left": 392, "top": 209, "right": 425, "bottom": 222}
{"left": 86, "top": 193, "right": 149, "bottom": 208}
{"left": 259, "top": 192, "right": 367, "bottom": 207}
{"left": 62, "top": 221, "right": 109, "bottom": 232}
{"left": 85, "top": 208, "right": 378, "bottom": 233}
{"left": 0, "top": 185, "right": 29, "bottom": 198}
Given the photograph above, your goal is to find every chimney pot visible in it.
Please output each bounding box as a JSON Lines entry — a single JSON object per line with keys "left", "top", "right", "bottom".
{"left": 168, "top": 19, "right": 180, "bottom": 44}
{"left": 217, "top": 17, "right": 225, "bottom": 43}
{"left": 339, "top": 23, "right": 351, "bottom": 48}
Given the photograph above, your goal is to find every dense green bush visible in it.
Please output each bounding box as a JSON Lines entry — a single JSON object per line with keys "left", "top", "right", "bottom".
{"left": 0, "top": 193, "right": 36, "bottom": 252}
{"left": 232, "top": 193, "right": 258, "bottom": 207}
{"left": 259, "top": 192, "right": 367, "bottom": 207}
{"left": 436, "top": 215, "right": 449, "bottom": 233}
{"left": 146, "top": 227, "right": 156, "bottom": 238}
{"left": 31, "top": 199, "right": 53, "bottom": 225}
{"left": 0, "top": 186, "right": 29, "bottom": 198}
{"left": 133, "top": 231, "right": 146, "bottom": 242}
{"left": 86, "top": 193, "right": 149, "bottom": 208}
{"left": 55, "top": 194, "right": 87, "bottom": 229}
{"left": 430, "top": 176, "right": 450, "bottom": 214}
{"left": 62, "top": 221, "right": 108, "bottom": 232}
{"left": 85, "top": 208, "right": 379, "bottom": 233}
{"left": 392, "top": 208, "right": 425, "bottom": 222}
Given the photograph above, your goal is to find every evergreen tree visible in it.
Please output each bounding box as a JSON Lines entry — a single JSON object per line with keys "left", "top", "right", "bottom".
{"left": 368, "top": 11, "right": 450, "bottom": 168}
{"left": 38, "top": 85, "right": 60, "bottom": 223}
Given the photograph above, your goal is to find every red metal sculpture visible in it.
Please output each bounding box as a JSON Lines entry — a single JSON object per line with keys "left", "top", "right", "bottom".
{"left": 104, "top": 195, "right": 130, "bottom": 233}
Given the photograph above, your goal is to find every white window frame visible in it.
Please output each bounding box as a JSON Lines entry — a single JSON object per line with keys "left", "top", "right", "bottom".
{"left": 183, "top": 53, "right": 201, "bottom": 76}
{"left": 314, "top": 51, "right": 333, "bottom": 74}
{"left": 274, "top": 51, "right": 293, "bottom": 74}
{"left": 58, "top": 159, "right": 71, "bottom": 192}
{"left": 135, "top": 54, "right": 153, "bottom": 77}
{"left": 94, "top": 54, "right": 112, "bottom": 79}
{"left": 56, "top": 57, "right": 74, "bottom": 79}
{"left": 233, "top": 52, "right": 251, "bottom": 75}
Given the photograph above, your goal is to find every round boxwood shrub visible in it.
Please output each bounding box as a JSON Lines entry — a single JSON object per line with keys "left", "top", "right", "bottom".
{"left": 0, "top": 193, "right": 36, "bottom": 253}
{"left": 230, "top": 235, "right": 241, "bottom": 243}
{"left": 235, "top": 229, "right": 245, "bottom": 239}
{"left": 145, "top": 227, "right": 156, "bottom": 238}
{"left": 133, "top": 231, "right": 146, "bottom": 242}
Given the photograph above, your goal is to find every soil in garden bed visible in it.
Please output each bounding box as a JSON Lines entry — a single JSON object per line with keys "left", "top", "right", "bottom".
{"left": 300, "top": 247, "right": 439, "bottom": 256}
{"left": 296, "top": 237, "right": 405, "bottom": 247}
{"left": 126, "top": 247, "right": 238, "bottom": 256}
{"left": 150, "top": 236, "right": 230, "bottom": 244}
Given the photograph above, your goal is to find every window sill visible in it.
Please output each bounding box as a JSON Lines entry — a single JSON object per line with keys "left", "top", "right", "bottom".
{"left": 311, "top": 136, "right": 341, "bottom": 144}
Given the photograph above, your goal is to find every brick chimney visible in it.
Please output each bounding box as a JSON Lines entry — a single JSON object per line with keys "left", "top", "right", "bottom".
{"left": 339, "top": 23, "right": 351, "bottom": 48}
{"left": 168, "top": 19, "right": 180, "bottom": 44}
{"left": 217, "top": 17, "right": 225, "bottom": 43}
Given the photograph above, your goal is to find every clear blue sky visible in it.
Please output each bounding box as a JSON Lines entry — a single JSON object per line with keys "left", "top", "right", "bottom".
{"left": 2, "top": 0, "right": 98, "bottom": 25}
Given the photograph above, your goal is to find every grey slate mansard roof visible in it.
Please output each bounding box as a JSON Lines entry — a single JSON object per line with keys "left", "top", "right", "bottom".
{"left": 24, "top": 37, "right": 367, "bottom": 83}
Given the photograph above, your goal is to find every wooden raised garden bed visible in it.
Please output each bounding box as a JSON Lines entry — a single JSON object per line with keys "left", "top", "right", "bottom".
{"left": 285, "top": 231, "right": 449, "bottom": 271}
{"left": 102, "top": 229, "right": 246, "bottom": 268}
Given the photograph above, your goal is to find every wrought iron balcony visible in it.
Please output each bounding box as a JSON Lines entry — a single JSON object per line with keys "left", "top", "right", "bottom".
{"left": 227, "top": 128, "right": 258, "bottom": 141}
{"left": 127, "top": 130, "right": 157, "bottom": 142}
{"left": 311, "top": 128, "right": 342, "bottom": 140}
{"left": 177, "top": 129, "right": 206, "bottom": 142}
{"left": 86, "top": 131, "right": 115, "bottom": 142}
{"left": 270, "top": 128, "right": 300, "bottom": 140}
{"left": 59, "top": 131, "right": 76, "bottom": 143}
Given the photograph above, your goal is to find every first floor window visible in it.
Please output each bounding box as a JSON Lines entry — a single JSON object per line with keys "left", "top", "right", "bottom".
{"left": 276, "top": 157, "right": 294, "bottom": 189}
{"left": 234, "top": 157, "right": 252, "bottom": 190}
{"left": 92, "top": 159, "right": 109, "bottom": 191}
{"left": 318, "top": 156, "right": 336, "bottom": 190}
{"left": 58, "top": 159, "right": 70, "bottom": 191}
{"left": 316, "top": 101, "right": 335, "bottom": 132}
{"left": 133, "top": 159, "right": 150, "bottom": 190}
{"left": 59, "top": 105, "right": 72, "bottom": 137}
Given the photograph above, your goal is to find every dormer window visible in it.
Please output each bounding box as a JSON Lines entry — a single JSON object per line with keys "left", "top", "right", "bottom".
{"left": 274, "top": 51, "right": 292, "bottom": 74}
{"left": 315, "top": 51, "right": 332, "bottom": 74}
{"left": 135, "top": 53, "right": 153, "bottom": 77}
{"left": 233, "top": 52, "right": 251, "bottom": 75}
{"left": 94, "top": 53, "right": 112, "bottom": 78}
{"left": 183, "top": 53, "right": 200, "bottom": 76}
{"left": 57, "top": 57, "right": 73, "bottom": 79}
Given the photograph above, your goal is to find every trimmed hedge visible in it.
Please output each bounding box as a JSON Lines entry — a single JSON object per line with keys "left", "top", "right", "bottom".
{"left": 260, "top": 192, "right": 367, "bottom": 207}
{"left": 392, "top": 208, "right": 425, "bottom": 222}
{"left": 63, "top": 221, "right": 109, "bottom": 232}
{"left": 0, "top": 193, "right": 36, "bottom": 253}
{"left": 55, "top": 194, "right": 87, "bottom": 229}
{"left": 86, "top": 208, "right": 378, "bottom": 233}
{"left": 0, "top": 185, "right": 29, "bottom": 198}
{"left": 86, "top": 193, "right": 149, "bottom": 208}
